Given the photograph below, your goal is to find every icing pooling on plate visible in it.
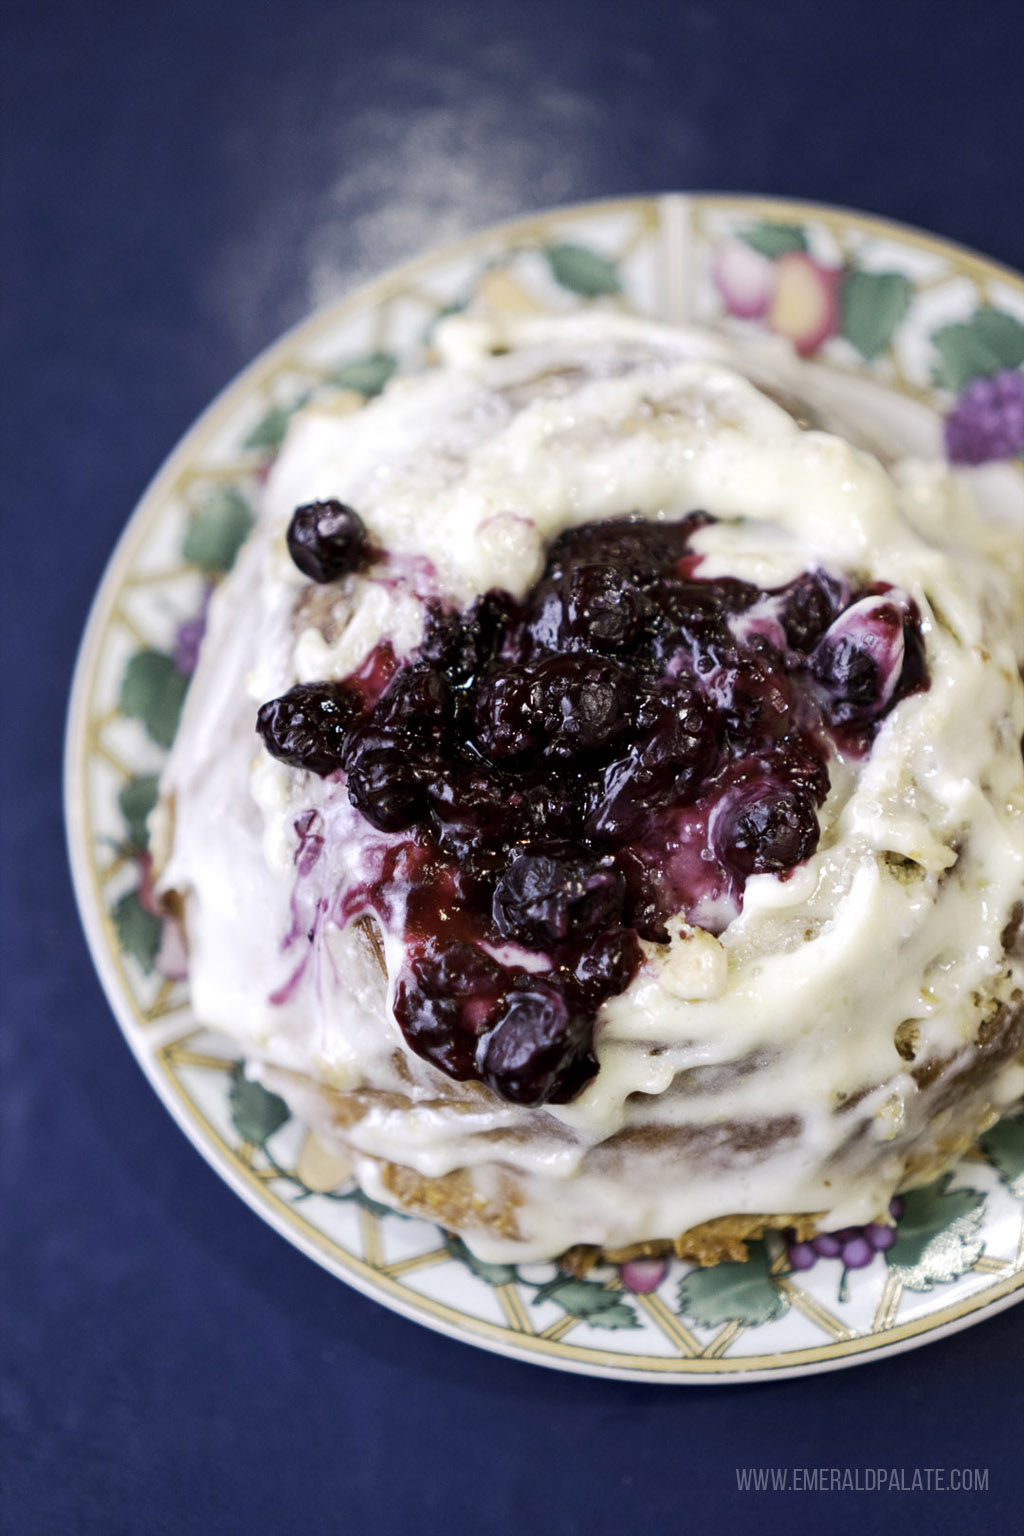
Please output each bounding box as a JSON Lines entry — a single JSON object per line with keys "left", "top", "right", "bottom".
{"left": 155, "top": 314, "right": 1024, "bottom": 1261}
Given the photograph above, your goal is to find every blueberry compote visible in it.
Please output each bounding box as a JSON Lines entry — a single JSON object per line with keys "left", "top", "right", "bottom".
{"left": 257, "top": 513, "right": 929, "bottom": 1107}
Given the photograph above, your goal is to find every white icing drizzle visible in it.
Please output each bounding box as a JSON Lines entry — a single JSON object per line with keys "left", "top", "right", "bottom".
{"left": 157, "top": 315, "right": 1024, "bottom": 1261}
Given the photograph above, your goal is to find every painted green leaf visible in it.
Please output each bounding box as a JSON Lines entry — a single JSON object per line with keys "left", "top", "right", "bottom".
{"left": 532, "top": 1275, "right": 640, "bottom": 1329}
{"left": 885, "top": 1174, "right": 985, "bottom": 1290}
{"left": 545, "top": 243, "right": 621, "bottom": 297}
{"left": 118, "top": 774, "right": 159, "bottom": 849}
{"left": 932, "top": 311, "right": 1024, "bottom": 393}
{"left": 676, "top": 1241, "right": 788, "bottom": 1328}
{"left": 245, "top": 407, "right": 295, "bottom": 453}
{"left": 933, "top": 328, "right": 1005, "bottom": 392}
{"left": 578, "top": 1299, "right": 642, "bottom": 1330}
{"left": 979, "top": 1115, "right": 1024, "bottom": 1194}
{"left": 228, "top": 1063, "right": 290, "bottom": 1146}
{"left": 886, "top": 1176, "right": 984, "bottom": 1268}
{"left": 840, "top": 270, "right": 913, "bottom": 360}
{"left": 327, "top": 352, "right": 398, "bottom": 397}
{"left": 113, "top": 889, "right": 162, "bottom": 972}
{"left": 443, "top": 1233, "right": 518, "bottom": 1286}
{"left": 739, "top": 223, "right": 808, "bottom": 259}
{"left": 119, "top": 649, "right": 189, "bottom": 749}
{"left": 182, "top": 486, "right": 253, "bottom": 572}
{"left": 971, "top": 308, "right": 1024, "bottom": 366}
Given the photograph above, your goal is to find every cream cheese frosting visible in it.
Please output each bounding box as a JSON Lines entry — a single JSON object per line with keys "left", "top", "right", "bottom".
{"left": 155, "top": 314, "right": 1024, "bottom": 1261}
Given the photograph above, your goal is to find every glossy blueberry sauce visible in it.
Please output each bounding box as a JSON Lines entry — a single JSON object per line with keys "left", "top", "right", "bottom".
{"left": 257, "top": 513, "right": 929, "bottom": 1106}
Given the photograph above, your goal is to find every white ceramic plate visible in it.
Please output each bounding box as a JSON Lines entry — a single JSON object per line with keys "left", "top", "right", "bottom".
{"left": 66, "top": 195, "right": 1024, "bottom": 1381}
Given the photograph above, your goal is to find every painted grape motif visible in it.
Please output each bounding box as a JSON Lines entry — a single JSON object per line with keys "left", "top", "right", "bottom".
{"left": 786, "top": 1200, "right": 903, "bottom": 1283}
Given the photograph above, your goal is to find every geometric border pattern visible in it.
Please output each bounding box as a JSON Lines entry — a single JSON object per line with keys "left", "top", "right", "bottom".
{"left": 66, "top": 194, "right": 1024, "bottom": 1380}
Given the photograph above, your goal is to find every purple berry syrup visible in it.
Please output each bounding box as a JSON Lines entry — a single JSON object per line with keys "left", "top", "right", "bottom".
{"left": 258, "top": 512, "right": 929, "bottom": 1106}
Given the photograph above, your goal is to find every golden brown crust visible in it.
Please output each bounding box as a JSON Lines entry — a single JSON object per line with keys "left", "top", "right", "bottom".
{"left": 380, "top": 1162, "right": 523, "bottom": 1242}
{"left": 555, "top": 1213, "right": 827, "bottom": 1276}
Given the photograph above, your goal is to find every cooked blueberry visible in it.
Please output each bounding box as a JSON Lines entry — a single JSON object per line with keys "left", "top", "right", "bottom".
{"left": 640, "top": 684, "right": 720, "bottom": 777}
{"left": 812, "top": 595, "right": 906, "bottom": 722}
{"left": 471, "top": 665, "right": 542, "bottom": 759}
{"left": 492, "top": 849, "right": 625, "bottom": 947}
{"left": 771, "top": 737, "right": 832, "bottom": 805}
{"left": 714, "top": 780, "right": 819, "bottom": 876}
{"left": 256, "top": 682, "right": 362, "bottom": 774}
{"left": 528, "top": 562, "right": 644, "bottom": 654}
{"left": 474, "top": 655, "right": 634, "bottom": 764}
{"left": 567, "top": 927, "right": 642, "bottom": 1012}
{"left": 650, "top": 577, "right": 759, "bottom": 657}
{"left": 478, "top": 986, "right": 594, "bottom": 1106}
{"left": 537, "top": 657, "right": 636, "bottom": 760}
{"left": 286, "top": 499, "right": 369, "bottom": 582}
{"left": 393, "top": 980, "right": 477, "bottom": 1079}
{"left": 586, "top": 685, "right": 720, "bottom": 838}
{"left": 516, "top": 777, "right": 583, "bottom": 843}
{"left": 416, "top": 602, "right": 460, "bottom": 669}
{"left": 815, "top": 636, "right": 879, "bottom": 708}
{"left": 776, "top": 570, "right": 847, "bottom": 652}
{"left": 568, "top": 564, "right": 644, "bottom": 649}
{"left": 419, "top": 591, "right": 515, "bottom": 682}
{"left": 427, "top": 765, "right": 515, "bottom": 856}
{"left": 584, "top": 757, "right": 647, "bottom": 840}
{"left": 544, "top": 514, "right": 700, "bottom": 580}
{"left": 706, "top": 657, "right": 791, "bottom": 746}
{"left": 431, "top": 766, "right": 576, "bottom": 854}
{"left": 372, "top": 664, "right": 451, "bottom": 737}
{"left": 344, "top": 730, "right": 440, "bottom": 831}
{"left": 413, "top": 940, "right": 504, "bottom": 1001}
{"left": 616, "top": 849, "right": 670, "bottom": 943}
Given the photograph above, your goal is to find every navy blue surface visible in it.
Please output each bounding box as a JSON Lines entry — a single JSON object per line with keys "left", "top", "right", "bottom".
{"left": 4, "top": 2, "right": 1023, "bottom": 1532}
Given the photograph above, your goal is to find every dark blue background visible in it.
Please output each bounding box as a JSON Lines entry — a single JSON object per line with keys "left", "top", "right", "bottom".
{"left": 4, "top": 2, "right": 1023, "bottom": 1532}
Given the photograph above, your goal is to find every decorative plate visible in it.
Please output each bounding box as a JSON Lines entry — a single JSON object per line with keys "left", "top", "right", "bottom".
{"left": 66, "top": 195, "right": 1024, "bottom": 1382}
